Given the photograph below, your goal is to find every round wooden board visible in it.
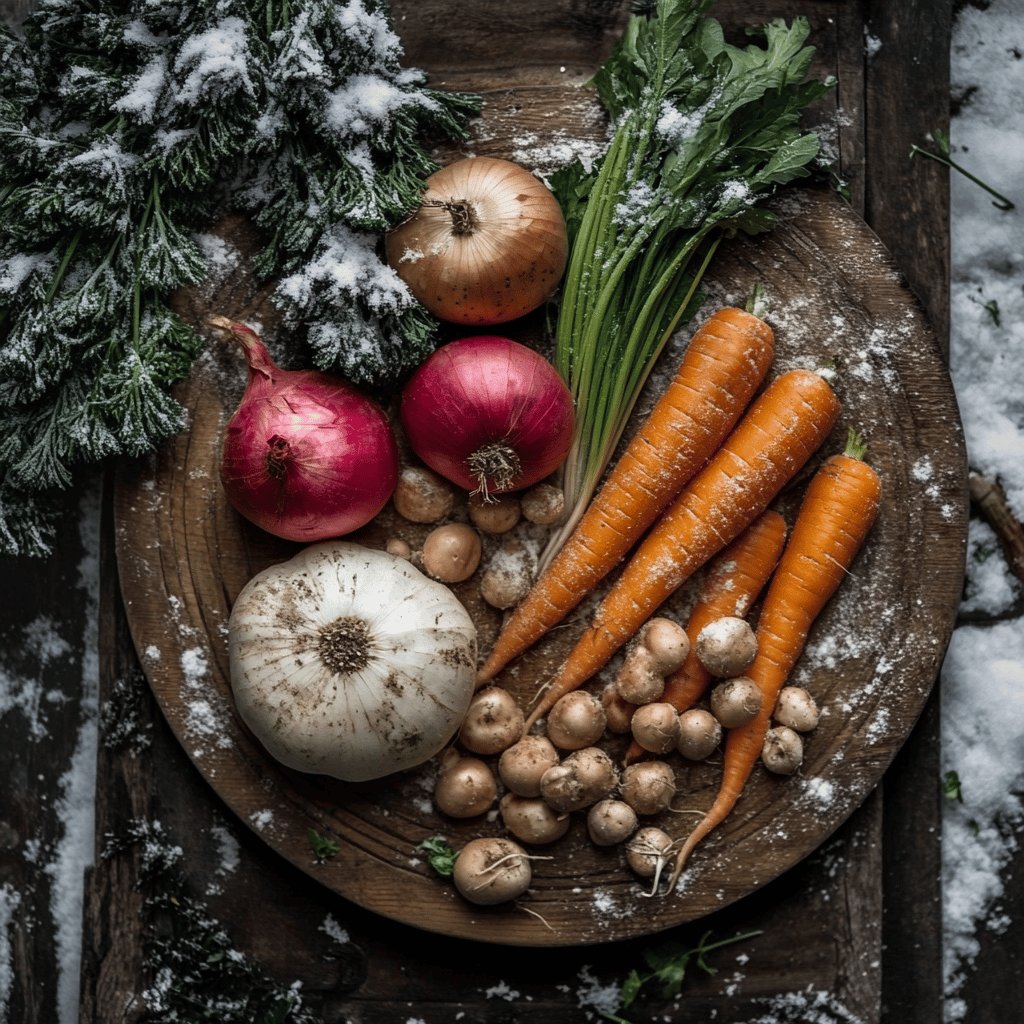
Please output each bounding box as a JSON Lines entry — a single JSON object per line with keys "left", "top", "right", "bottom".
{"left": 114, "top": 184, "right": 966, "bottom": 946}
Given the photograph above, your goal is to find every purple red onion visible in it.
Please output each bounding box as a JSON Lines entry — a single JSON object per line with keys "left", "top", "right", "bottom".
{"left": 213, "top": 316, "right": 398, "bottom": 541}
{"left": 400, "top": 335, "right": 574, "bottom": 497}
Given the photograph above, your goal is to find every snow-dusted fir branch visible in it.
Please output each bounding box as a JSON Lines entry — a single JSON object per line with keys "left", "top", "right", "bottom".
{"left": 0, "top": 0, "right": 478, "bottom": 556}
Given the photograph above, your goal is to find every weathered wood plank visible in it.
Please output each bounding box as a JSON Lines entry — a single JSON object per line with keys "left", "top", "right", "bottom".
{"left": 79, "top": 483, "right": 153, "bottom": 1024}
{"left": 862, "top": 3, "right": 954, "bottom": 1023}
{"left": 0, "top": 482, "right": 99, "bottom": 1024}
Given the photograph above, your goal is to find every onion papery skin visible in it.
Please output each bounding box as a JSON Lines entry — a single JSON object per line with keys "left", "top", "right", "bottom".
{"left": 385, "top": 156, "right": 568, "bottom": 325}
{"left": 229, "top": 542, "right": 477, "bottom": 782}
{"left": 400, "top": 335, "right": 575, "bottom": 495}
{"left": 216, "top": 318, "right": 398, "bottom": 542}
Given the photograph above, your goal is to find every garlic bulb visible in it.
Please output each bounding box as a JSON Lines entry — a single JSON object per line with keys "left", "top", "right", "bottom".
{"left": 228, "top": 541, "right": 477, "bottom": 782}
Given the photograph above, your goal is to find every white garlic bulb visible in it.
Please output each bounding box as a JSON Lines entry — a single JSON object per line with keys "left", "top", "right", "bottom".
{"left": 228, "top": 541, "right": 477, "bottom": 782}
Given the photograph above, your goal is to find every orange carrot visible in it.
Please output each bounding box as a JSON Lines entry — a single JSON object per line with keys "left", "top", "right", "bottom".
{"left": 667, "top": 431, "right": 882, "bottom": 889}
{"left": 522, "top": 369, "right": 840, "bottom": 732}
{"left": 624, "top": 509, "right": 787, "bottom": 765}
{"left": 475, "top": 307, "right": 774, "bottom": 685}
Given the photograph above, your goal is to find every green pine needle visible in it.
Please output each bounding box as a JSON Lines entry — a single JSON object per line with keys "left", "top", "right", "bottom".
{"left": 0, "top": 0, "right": 479, "bottom": 555}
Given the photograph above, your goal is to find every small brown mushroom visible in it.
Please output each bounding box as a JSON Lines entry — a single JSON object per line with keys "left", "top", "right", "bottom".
{"left": 695, "top": 616, "right": 758, "bottom": 677}
{"left": 469, "top": 492, "right": 521, "bottom": 534}
{"left": 479, "top": 538, "right": 535, "bottom": 610}
{"left": 393, "top": 465, "right": 455, "bottom": 523}
{"left": 587, "top": 799, "right": 638, "bottom": 847}
{"left": 620, "top": 761, "right": 676, "bottom": 816}
{"left": 774, "top": 686, "right": 820, "bottom": 733}
{"left": 676, "top": 709, "right": 722, "bottom": 761}
{"left": 520, "top": 483, "right": 565, "bottom": 525}
{"left": 545, "top": 691, "right": 606, "bottom": 750}
{"left": 385, "top": 537, "right": 413, "bottom": 560}
{"left": 630, "top": 702, "right": 680, "bottom": 754}
{"left": 601, "top": 684, "right": 637, "bottom": 734}
{"left": 500, "top": 793, "right": 570, "bottom": 845}
{"left": 498, "top": 736, "right": 559, "bottom": 798}
{"left": 421, "top": 523, "right": 482, "bottom": 583}
{"left": 539, "top": 747, "right": 618, "bottom": 813}
{"left": 625, "top": 827, "right": 673, "bottom": 880}
{"left": 434, "top": 754, "right": 497, "bottom": 818}
{"left": 762, "top": 726, "right": 804, "bottom": 775}
{"left": 710, "top": 676, "right": 763, "bottom": 729}
{"left": 460, "top": 687, "right": 524, "bottom": 755}
{"left": 615, "top": 645, "right": 665, "bottom": 705}
{"left": 641, "top": 617, "right": 690, "bottom": 674}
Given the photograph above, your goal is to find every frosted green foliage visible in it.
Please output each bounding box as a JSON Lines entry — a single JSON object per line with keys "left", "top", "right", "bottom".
{"left": 274, "top": 223, "right": 436, "bottom": 386}
{"left": 0, "top": 0, "right": 477, "bottom": 555}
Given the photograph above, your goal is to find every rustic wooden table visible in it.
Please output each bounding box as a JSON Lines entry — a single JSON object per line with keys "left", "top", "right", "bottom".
{"left": 1, "top": 0, "right": 992, "bottom": 1021}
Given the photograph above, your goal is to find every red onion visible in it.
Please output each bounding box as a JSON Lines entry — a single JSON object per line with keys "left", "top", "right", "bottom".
{"left": 400, "top": 335, "right": 574, "bottom": 497}
{"left": 212, "top": 316, "right": 398, "bottom": 541}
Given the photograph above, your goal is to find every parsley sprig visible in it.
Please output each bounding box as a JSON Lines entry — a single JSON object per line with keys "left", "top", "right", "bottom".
{"left": 416, "top": 835, "right": 459, "bottom": 877}
{"left": 602, "top": 928, "right": 763, "bottom": 1023}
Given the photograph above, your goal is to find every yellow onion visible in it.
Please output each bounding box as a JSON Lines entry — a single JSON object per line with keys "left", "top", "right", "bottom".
{"left": 385, "top": 157, "right": 568, "bottom": 325}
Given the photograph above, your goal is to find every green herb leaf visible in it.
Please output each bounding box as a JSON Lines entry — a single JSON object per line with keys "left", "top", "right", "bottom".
{"left": 943, "top": 770, "right": 965, "bottom": 804}
{"left": 417, "top": 835, "right": 459, "bottom": 877}
{"left": 613, "top": 929, "right": 763, "bottom": 1016}
{"left": 308, "top": 828, "right": 340, "bottom": 864}
{"left": 0, "top": 0, "right": 478, "bottom": 556}
{"left": 644, "top": 940, "right": 694, "bottom": 997}
{"left": 618, "top": 968, "right": 645, "bottom": 1009}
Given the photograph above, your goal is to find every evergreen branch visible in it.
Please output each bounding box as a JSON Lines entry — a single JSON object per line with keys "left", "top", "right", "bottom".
{"left": 0, "top": 0, "right": 479, "bottom": 555}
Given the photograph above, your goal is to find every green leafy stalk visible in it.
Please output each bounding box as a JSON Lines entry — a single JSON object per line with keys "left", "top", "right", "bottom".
{"left": 542, "top": 0, "right": 830, "bottom": 569}
{"left": 910, "top": 128, "right": 1015, "bottom": 211}
{"left": 600, "top": 929, "right": 763, "bottom": 1023}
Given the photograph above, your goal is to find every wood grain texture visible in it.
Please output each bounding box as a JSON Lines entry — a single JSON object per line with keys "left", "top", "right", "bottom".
{"left": 79, "top": 481, "right": 152, "bottom": 1024}
{"left": 863, "top": 4, "right": 953, "bottom": 1023}
{"left": 66, "top": 0, "right": 958, "bottom": 1019}
{"left": 114, "top": 185, "right": 966, "bottom": 947}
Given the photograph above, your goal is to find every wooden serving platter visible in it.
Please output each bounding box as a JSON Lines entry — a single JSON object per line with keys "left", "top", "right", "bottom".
{"left": 114, "top": 185, "right": 965, "bottom": 946}
{"left": 113, "top": 0, "right": 965, "bottom": 947}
